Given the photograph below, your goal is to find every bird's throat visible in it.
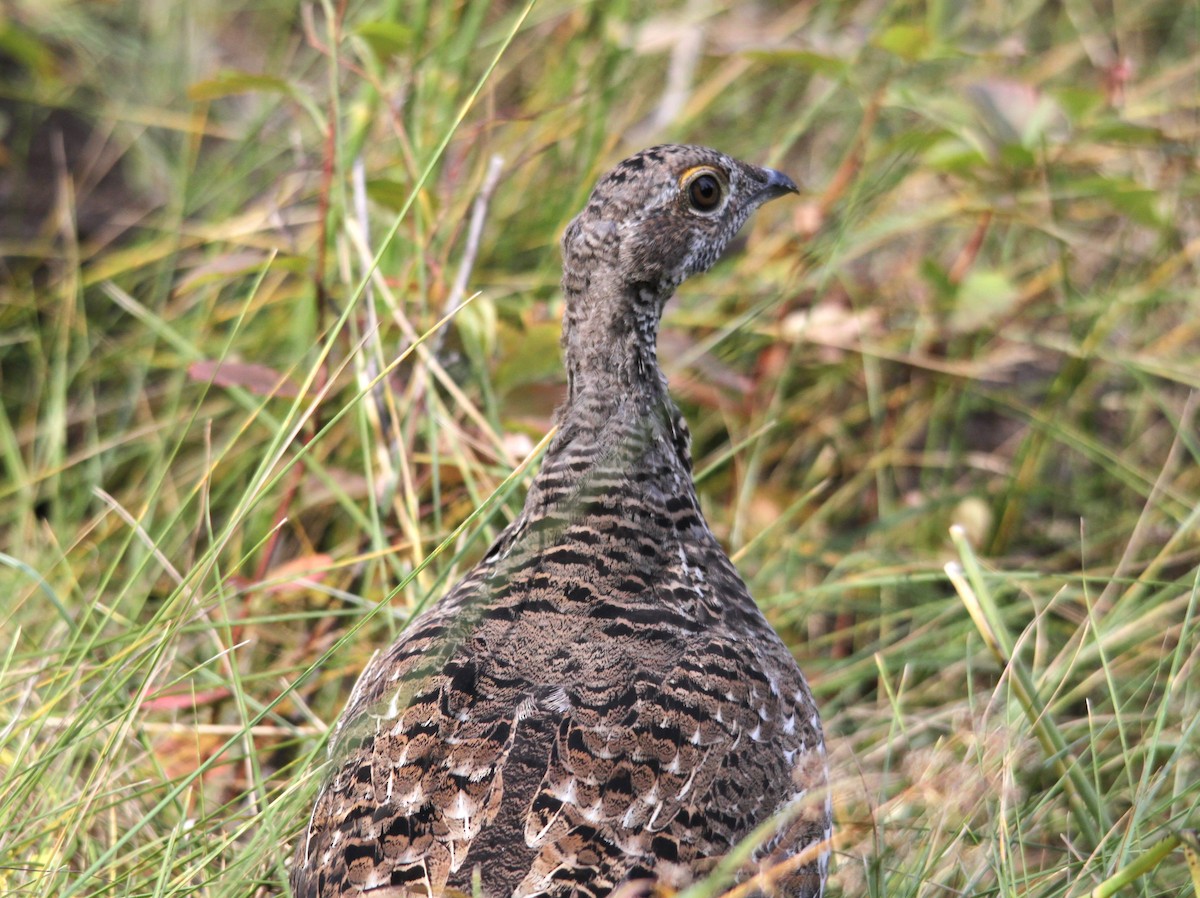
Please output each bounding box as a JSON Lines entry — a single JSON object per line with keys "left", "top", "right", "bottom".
{"left": 561, "top": 281, "right": 669, "bottom": 413}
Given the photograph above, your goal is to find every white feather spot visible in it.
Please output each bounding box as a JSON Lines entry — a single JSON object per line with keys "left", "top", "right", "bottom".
{"left": 677, "top": 765, "right": 699, "bottom": 800}
{"left": 445, "top": 791, "right": 474, "bottom": 820}
{"left": 551, "top": 779, "right": 578, "bottom": 805}
{"left": 397, "top": 784, "right": 425, "bottom": 809}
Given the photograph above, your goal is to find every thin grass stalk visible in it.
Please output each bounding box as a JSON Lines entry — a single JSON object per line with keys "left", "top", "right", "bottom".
{"left": 1088, "top": 830, "right": 1197, "bottom": 898}
{"left": 946, "top": 525, "right": 1107, "bottom": 847}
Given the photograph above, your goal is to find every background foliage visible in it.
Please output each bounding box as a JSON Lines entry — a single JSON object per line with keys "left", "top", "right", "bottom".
{"left": 1, "top": 1, "right": 1197, "bottom": 896}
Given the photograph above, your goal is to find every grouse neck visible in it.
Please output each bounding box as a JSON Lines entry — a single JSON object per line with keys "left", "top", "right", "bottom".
{"left": 560, "top": 277, "right": 672, "bottom": 417}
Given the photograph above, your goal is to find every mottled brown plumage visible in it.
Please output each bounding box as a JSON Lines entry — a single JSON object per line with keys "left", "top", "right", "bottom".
{"left": 291, "top": 145, "right": 829, "bottom": 898}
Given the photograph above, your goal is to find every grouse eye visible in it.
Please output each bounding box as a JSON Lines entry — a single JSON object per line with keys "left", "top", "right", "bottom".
{"left": 685, "top": 172, "right": 723, "bottom": 212}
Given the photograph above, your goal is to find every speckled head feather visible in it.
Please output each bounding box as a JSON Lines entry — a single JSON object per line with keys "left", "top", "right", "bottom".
{"left": 562, "top": 144, "right": 797, "bottom": 291}
{"left": 290, "top": 145, "right": 828, "bottom": 898}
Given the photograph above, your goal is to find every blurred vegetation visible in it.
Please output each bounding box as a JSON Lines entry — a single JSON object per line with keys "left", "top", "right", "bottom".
{"left": 1, "top": 0, "right": 1197, "bottom": 896}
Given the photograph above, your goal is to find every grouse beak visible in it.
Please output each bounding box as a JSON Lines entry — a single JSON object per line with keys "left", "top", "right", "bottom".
{"left": 756, "top": 166, "right": 801, "bottom": 204}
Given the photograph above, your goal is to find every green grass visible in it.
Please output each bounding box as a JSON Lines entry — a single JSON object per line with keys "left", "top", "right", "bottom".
{"left": 1, "top": 0, "right": 1198, "bottom": 896}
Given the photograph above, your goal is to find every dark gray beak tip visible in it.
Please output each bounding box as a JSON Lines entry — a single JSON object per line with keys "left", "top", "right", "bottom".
{"left": 760, "top": 167, "right": 800, "bottom": 201}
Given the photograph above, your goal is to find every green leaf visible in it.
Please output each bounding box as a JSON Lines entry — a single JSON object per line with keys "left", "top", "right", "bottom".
{"left": 188, "top": 71, "right": 295, "bottom": 101}
{"left": 1067, "top": 175, "right": 1163, "bottom": 227}
{"left": 998, "top": 142, "right": 1037, "bottom": 170}
{"left": 496, "top": 321, "right": 563, "bottom": 393}
{"left": 744, "top": 49, "right": 849, "bottom": 77}
{"left": 920, "top": 257, "right": 955, "bottom": 302}
{"left": 874, "top": 24, "right": 931, "bottom": 60}
{"left": 1087, "top": 119, "right": 1167, "bottom": 146}
{"left": 951, "top": 268, "right": 1019, "bottom": 332}
{"left": 0, "top": 22, "right": 52, "bottom": 75}
{"left": 365, "top": 178, "right": 411, "bottom": 211}
{"left": 1054, "top": 86, "right": 1105, "bottom": 122}
{"left": 455, "top": 295, "right": 498, "bottom": 366}
{"left": 355, "top": 21, "right": 416, "bottom": 60}
{"left": 922, "top": 136, "right": 988, "bottom": 174}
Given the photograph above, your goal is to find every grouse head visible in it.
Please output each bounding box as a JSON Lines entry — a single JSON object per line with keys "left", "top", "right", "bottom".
{"left": 558, "top": 145, "right": 798, "bottom": 398}
{"left": 561, "top": 144, "right": 798, "bottom": 298}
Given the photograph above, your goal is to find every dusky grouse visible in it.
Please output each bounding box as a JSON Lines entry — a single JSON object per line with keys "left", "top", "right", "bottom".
{"left": 292, "top": 145, "right": 830, "bottom": 898}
